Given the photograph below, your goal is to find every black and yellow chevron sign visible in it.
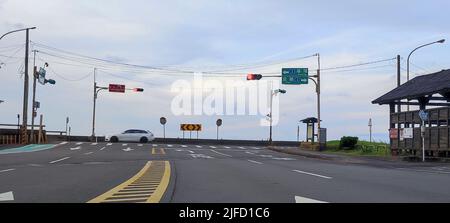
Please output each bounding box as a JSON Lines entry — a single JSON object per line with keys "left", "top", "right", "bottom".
{"left": 180, "top": 124, "right": 202, "bottom": 131}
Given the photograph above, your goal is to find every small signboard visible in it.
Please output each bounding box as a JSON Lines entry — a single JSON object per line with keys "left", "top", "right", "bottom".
{"left": 180, "top": 124, "right": 202, "bottom": 131}
{"left": 160, "top": 117, "right": 167, "bottom": 125}
{"left": 403, "top": 128, "right": 413, "bottom": 139}
{"left": 389, "top": 128, "right": 398, "bottom": 139}
{"left": 109, "top": 84, "right": 126, "bottom": 93}
{"left": 282, "top": 68, "right": 308, "bottom": 85}
{"left": 419, "top": 110, "right": 429, "bottom": 121}
{"left": 38, "top": 67, "right": 46, "bottom": 85}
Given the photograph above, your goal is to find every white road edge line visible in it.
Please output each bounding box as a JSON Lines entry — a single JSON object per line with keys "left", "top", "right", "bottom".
{"left": 70, "top": 146, "right": 81, "bottom": 151}
{"left": 210, "top": 149, "right": 232, "bottom": 157}
{"left": 49, "top": 157, "right": 70, "bottom": 164}
{"left": 0, "top": 169, "right": 15, "bottom": 173}
{"left": 247, "top": 159, "right": 263, "bottom": 165}
{"left": 292, "top": 170, "right": 332, "bottom": 179}
{"left": 100, "top": 147, "right": 106, "bottom": 151}
{"left": 295, "top": 196, "right": 327, "bottom": 203}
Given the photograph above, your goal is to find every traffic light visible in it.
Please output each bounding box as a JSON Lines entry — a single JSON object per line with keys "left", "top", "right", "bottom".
{"left": 133, "top": 88, "right": 144, "bottom": 92}
{"left": 247, "top": 74, "right": 263, "bottom": 80}
{"left": 278, "top": 89, "right": 287, "bottom": 94}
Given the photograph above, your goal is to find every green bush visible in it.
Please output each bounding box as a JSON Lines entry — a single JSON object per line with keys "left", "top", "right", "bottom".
{"left": 339, "top": 136, "right": 359, "bottom": 149}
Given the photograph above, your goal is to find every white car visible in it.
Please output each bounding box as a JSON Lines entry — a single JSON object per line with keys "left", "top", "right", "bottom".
{"left": 105, "top": 129, "right": 155, "bottom": 143}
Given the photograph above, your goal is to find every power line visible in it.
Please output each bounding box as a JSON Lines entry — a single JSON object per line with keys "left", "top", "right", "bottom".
{"left": 321, "top": 57, "right": 396, "bottom": 71}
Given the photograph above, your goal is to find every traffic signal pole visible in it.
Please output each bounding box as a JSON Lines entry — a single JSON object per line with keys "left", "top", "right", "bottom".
{"left": 317, "top": 54, "right": 321, "bottom": 144}
{"left": 91, "top": 68, "right": 98, "bottom": 140}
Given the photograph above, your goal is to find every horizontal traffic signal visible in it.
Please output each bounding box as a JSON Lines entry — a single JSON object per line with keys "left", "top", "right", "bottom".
{"left": 133, "top": 88, "right": 144, "bottom": 92}
{"left": 247, "top": 74, "right": 263, "bottom": 81}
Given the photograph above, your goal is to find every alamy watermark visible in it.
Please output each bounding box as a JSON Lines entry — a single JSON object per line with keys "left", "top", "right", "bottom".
{"left": 170, "top": 73, "right": 281, "bottom": 126}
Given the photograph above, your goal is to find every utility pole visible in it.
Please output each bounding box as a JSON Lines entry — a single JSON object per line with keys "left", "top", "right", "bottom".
{"left": 21, "top": 28, "right": 31, "bottom": 144}
{"left": 91, "top": 68, "right": 97, "bottom": 140}
{"left": 30, "top": 50, "right": 37, "bottom": 143}
{"left": 368, "top": 118, "right": 372, "bottom": 143}
{"left": 396, "top": 55, "right": 401, "bottom": 113}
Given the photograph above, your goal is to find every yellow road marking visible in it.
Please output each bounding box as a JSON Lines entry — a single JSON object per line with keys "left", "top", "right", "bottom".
{"left": 88, "top": 161, "right": 171, "bottom": 203}
{"left": 151, "top": 148, "right": 166, "bottom": 155}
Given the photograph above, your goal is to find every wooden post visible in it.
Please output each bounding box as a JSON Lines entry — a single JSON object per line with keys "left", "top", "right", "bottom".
{"left": 38, "top": 114, "right": 43, "bottom": 144}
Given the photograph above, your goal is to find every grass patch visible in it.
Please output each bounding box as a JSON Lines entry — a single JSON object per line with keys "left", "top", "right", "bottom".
{"left": 324, "top": 140, "right": 390, "bottom": 157}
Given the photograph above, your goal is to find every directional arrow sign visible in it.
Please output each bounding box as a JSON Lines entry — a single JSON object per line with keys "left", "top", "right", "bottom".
{"left": 0, "top": 191, "right": 14, "bottom": 202}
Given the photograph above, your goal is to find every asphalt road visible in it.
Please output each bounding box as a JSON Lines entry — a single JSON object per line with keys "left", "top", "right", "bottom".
{"left": 0, "top": 141, "right": 450, "bottom": 203}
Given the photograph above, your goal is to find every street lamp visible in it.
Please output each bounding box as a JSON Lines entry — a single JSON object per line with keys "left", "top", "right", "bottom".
{"left": 1, "top": 26, "right": 37, "bottom": 144}
{"left": 269, "top": 88, "right": 286, "bottom": 143}
{"left": 406, "top": 39, "right": 445, "bottom": 111}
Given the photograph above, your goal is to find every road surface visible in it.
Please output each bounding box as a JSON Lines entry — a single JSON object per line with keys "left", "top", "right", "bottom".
{"left": 0, "top": 142, "right": 450, "bottom": 203}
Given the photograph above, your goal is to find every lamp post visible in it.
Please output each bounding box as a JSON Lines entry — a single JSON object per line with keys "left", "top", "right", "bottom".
{"left": 406, "top": 39, "right": 445, "bottom": 111}
{"left": 1, "top": 27, "right": 37, "bottom": 144}
{"left": 269, "top": 88, "right": 286, "bottom": 144}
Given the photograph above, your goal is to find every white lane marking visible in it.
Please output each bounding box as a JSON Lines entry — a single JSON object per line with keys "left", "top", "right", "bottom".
{"left": 153, "top": 144, "right": 158, "bottom": 147}
{"left": 238, "top": 146, "right": 246, "bottom": 150}
{"left": 58, "top": 142, "right": 68, "bottom": 145}
{"left": 123, "top": 147, "right": 134, "bottom": 152}
{"left": 190, "top": 154, "right": 214, "bottom": 159}
{"left": 0, "top": 191, "right": 14, "bottom": 202}
{"left": 138, "top": 144, "right": 143, "bottom": 147}
{"left": 84, "top": 152, "right": 94, "bottom": 155}
{"left": 0, "top": 169, "right": 15, "bottom": 173}
{"left": 210, "top": 149, "right": 232, "bottom": 157}
{"left": 106, "top": 143, "right": 112, "bottom": 146}
{"left": 122, "top": 144, "right": 128, "bottom": 146}
{"left": 209, "top": 146, "right": 217, "bottom": 149}
{"left": 167, "top": 145, "right": 173, "bottom": 147}
{"left": 273, "top": 157, "right": 296, "bottom": 161}
{"left": 295, "top": 196, "right": 327, "bottom": 203}
{"left": 76, "top": 142, "right": 83, "bottom": 145}
{"left": 70, "top": 146, "right": 81, "bottom": 151}
{"left": 224, "top": 146, "right": 231, "bottom": 149}
{"left": 181, "top": 145, "right": 188, "bottom": 148}
{"left": 246, "top": 151, "right": 256, "bottom": 155}
{"left": 259, "top": 154, "right": 274, "bottom": 158}
{"left": 49, "top": 157, "right": 70, "bottom": 164}
{"left": 196, "top": 145, "right": 202, "bottom": 148}
{"left": 100, "top": 147, "right": 106, "bottom": 151}
{"left": 176, "top": 149, "right": 183, "bottom": 152}
{"left": 91, "top": 143, "right": 98, "bottom": 146}
{"left": 292, "top": 170, "right": 332, "bottom": 179}
{"left": 253, "top": 147, "right": 262, "bottom": 150}
{"left": 247, "top": 160, "right": 263, "bottom": 165}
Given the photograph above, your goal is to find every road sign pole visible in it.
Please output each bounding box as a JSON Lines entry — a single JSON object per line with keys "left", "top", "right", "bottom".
{"left": 422, "top": 120, "right": 425, "bottom": 162}
{"left": 163, "top": 125, "right": 166, "bottom": 139}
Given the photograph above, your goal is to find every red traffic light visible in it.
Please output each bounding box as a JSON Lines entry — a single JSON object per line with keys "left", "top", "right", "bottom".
{"left": 133, "top": 88, "right": 144, "bottom": 92}
{"left": 247, "top": 74, "right": 263, "bottom": 80}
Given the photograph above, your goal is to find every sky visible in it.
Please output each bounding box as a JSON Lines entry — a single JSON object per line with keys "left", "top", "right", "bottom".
{"left": 0, "top": 0, "right": 449, "bottom": 142}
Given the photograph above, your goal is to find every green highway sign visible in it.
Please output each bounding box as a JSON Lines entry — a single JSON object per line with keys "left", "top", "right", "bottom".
{"left": 282, "top": 68, "right": 308, "bottom": 85}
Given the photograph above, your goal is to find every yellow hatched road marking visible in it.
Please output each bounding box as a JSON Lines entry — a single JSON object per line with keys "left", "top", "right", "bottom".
{"left": 87, "top": 161, "right": 170, "bottom": 203}
{"left": 151, "top": 148, "right": 166, "bottom": 155}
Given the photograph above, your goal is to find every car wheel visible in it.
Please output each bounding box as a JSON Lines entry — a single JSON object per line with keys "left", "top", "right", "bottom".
{"left": 140, "top": 137, "right": 148, "bottom": 143}
{"left": 110, "top": 136, "right": 118, "bottom": 143}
